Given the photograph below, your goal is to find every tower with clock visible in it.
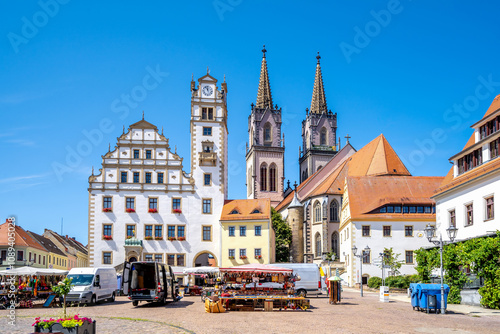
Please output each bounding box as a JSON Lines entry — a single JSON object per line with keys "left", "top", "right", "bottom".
{"left": 245, "top": 47, "right": 285, "bottom": 207}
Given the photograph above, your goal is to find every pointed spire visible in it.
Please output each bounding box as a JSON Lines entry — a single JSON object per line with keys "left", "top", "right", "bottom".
{"left": 123, "top": 125, "right": 125, "bottom": 134}
{"left": 256, "top": 45, "right": 273, "bottom": 109}
{"left": 310, "top": 52, "right": 328, "bottom": 114}
{"left": 142, "top": 111, "right": 145, "bottom": 120}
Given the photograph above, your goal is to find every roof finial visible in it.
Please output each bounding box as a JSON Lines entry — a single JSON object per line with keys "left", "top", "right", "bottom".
{"left": 161, "top": 126, "right": 164, "bottom": 135}
{"left": 262, "top": 44, "right": 267, "bottom": 58}
{"left": 345, "top": 134, "right": 351, "bottom": 144}
{"left": 207, "top": 66, "right": 210, "bottom": 74}
{"left": 223, "top": 74, "right": 226, "bottom": 82}
{"left": 91, "top": 166, "right": 94, "bottom": 175}
{"left": 191, "top": 73, "right": 194, "bottom": 81}
{"left": 316, "top": 51, "right": 321, "bottom": 64}
{"left": 123, "top": 125, "right": 125, "bottom": 134}
{"left": 108, "top": 143, "right": 111, "bottom": 152}
{"left": 142, "top": 111, "right": 144, "bottom": 120}
{"left": 175, "top": 145, "right": 177, "bottom": 154}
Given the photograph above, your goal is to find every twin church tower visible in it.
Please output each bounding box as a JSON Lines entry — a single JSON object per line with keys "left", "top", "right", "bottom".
{"left": 246, "top": 47, "right": 338, "bottom": 207}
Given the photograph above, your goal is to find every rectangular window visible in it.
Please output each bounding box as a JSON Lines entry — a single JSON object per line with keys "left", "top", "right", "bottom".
{"left": 172, "top": 198, "right": 181, "bottom": 211}
{"left": 417, "top": 206, "right": 424, "bottom": 213}
{"left": 133, "top": 172, "right": 140, "bottom": 183}
{"left": 228, "top": 226, "right": 235, "bottom": 237}
{"left": 145, "top": 225, "right": 153, "bottom": 237}
{"left": 490, "top": 138, "right": 499, "bottom": 159}
{"left": 145, "top": 172, "right": 152, "bottom": 184}
{"left": 202, "top": 107, "right": 207, "bottom": 120}
{"left": 405, "top": 251, "right": 414, "bottom": 264}
{"left": 362, "top": 225, "right": 370, "bottom": 237}
{"left": 239, "top": 249, "right": 247, "bottom": 257}
{"left": 145, "top": 254, "right": 153, "bottom": 261}
{"left": 255, "top": 225, "right": 262, "bottom": 236}
{"left": 103, "top": 196, "right": 112, "bottom": 209}
{"left": 177, "top": 254, "right": 185, "bottom": 266}
{"left": 157, "top": 172, "right": 164, "bottom": 184}
{"left": 383, "top": 226, "right": 391, "bottom": 237}
{"left": 149, "top": 198, "right": 157, "bottom": 210}
{"left": 177, "top": 225, "right": 185, "bottom": 238}
{"left": 168, "top": 225, "right": 175, "bottom": 238}
{"left": 103, "top": 252, "right": 112, "bottom": 265}
{"left": 126, "top": 197, "right": 135, "bottom": 210}
{"left": 38, "top": 255, "right": 41, "bottom": 264}
{"left": 486, "top": 197, "right": 494, "bottom": 220}
{"left": 203, "top": 226, "right": 212, "bottom": 241}
{"left": 424, "top": 206, "right": 432, "bottom": 213}
{"left": 362, "top": 250, "right": 371, "bottom": 264}
{"left": 203, "top": 199, "right": 212, "bottom": 214}
{"left": 133, "top": 149, "right": 139, "bottom": 159}
{"left": 405, "top": 225, "right": 413, "bottom": 237}
{"left": 155, "top": 254, "right": 163, "bottom": 263}
{"left": 203, "top": 127, "right": 212, "bottom": 136}
{"left": 228, "top": 249, "right": 235, "bottom": 258}
{"left": 449, "top": 210, "right": 456, "bottom": 227}
{"left": 167, "top": 254, "right": 175, "bottom": 266}
{"left": 103, "top": 224, "right": 112, "bottom": 237}
{"left": 380, "top": 207, "right": 386, "bottom": 213}
{"left": 240, "top": 226, "right": 247, "bottom": 237}
{"left": 386, "top": 206, "right": 394, "bottom": 213}
{"left": 204, "top": 173, "right": 211, "bottom": 186}
{"left": 394, "top": 206, "right": 401, "bottom": 213}
{"left": 208, "top": 108, "right": 213, "bottom": 120}
{"left": 126, "top": 225, "right": 135, "bottom": 238}
{"left": 403, "top": 206, "right": 409, "bottom": 213}
{"left": 466, "top": 203, "right": 474, "bottom": 226}
{"left": 1, "top": 250, "right": 6, "bottom": 260}
{"left": 255, "top": 248, "right": 261, "bottom": 257}
{"left": 154, "top": 225, "right": 163, "bottom": 238}
{"left": 146, "top": 150, "right": 152, "bottom": 159}
{"left": 409, "top": 206, "right": 416, "bottom": 213}
{"left": 121, "top": 171, "right": 127, "bottom": 183}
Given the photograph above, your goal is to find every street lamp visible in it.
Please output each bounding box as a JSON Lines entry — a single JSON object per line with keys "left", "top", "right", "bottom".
{"left": 424, "top": 224, "right": 457, "bottom": 314}
{"left": 352, "top": 245, "right": 370, "bottom": 297}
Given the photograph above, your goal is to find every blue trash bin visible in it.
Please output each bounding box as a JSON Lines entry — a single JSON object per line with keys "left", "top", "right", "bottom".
{"left": 417, "top": 283, "right": 450, "bottom": 314}
{"left": 409, "top": 283, "right": 419, "bottom": 310}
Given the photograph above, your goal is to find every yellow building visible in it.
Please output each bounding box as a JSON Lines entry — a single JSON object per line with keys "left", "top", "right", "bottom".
{"left": 27, "top": 231, "right": 68, "bottom": 270}
{"left": 220, "top": 199, "right": 275, "bottom": 267}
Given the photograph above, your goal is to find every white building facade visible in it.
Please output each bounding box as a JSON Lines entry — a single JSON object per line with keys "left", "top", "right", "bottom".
{"left": 88, "top": 72, "right": 228, "bottom": 269}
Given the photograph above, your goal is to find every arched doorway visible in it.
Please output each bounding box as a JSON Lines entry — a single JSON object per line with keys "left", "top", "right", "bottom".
{"left": 193, "top": 251, "right": 218, "bottom": 267}
{"left": 129, "top": 256, "right": 137, "bottom": 262}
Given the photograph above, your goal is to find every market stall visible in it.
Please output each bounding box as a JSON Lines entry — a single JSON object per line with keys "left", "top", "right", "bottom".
{"left": 182, "top": 266, "right": 220, "bottom": 299}
{"left": 0, "top": 267, "right": 68, "bottom": 308}
{"left": 216, "top": 264, "right": 310, "bottom": 312}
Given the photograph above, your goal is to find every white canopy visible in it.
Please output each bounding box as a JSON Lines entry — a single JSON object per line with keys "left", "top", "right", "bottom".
{"left": 183, "top": 266, "right": 219, "bottom": 274}
{"left": 0, "top": 266, "right": 68, "bottom": 276}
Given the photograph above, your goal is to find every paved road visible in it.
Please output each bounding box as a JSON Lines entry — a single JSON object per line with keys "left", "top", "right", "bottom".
{"left": 2, "top": 290, "right": 500, "bottom": 334}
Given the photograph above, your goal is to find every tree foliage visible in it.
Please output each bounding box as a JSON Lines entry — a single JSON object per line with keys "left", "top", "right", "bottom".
{"left": 381, "top": 247, "right": 404, "bottom": 276}
{"left": 271, "top": 208, "right": 292, "bottom": 262}
{"left": 415, "top": 233, "right": 500, "bottom": 308}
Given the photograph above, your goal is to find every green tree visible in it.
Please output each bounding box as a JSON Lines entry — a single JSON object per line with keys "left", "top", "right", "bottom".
{"left": 271, "top": 208, "right": 292, "bottom": 262}
{"left": 381, "top": 248, "right": 404, "bottom": 276}
{"left": 52, "top": 277, "right": 73, "bottom": 318}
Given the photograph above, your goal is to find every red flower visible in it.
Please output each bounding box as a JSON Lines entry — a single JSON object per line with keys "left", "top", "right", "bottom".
{"left": 103, "top": 207, "right": 112, "bottom": 212}
{"left": 177, "top": 236, "right": 185, "bottom": 241}
{"left": 126, "top": 208, "right": 135, "bottom": 213}
{"left": 173, "top": 209, "right": 182, "bottom": 214}
{"left": 148, "top": 208, "right": 158, "bottom": 213}
{"left": 103, "top": 235, "right": 113, "bottom": 240}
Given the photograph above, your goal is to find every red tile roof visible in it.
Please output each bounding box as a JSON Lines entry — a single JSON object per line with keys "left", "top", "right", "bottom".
{"left": 0, "top": 221, "right": 47, "bottom": 252}
{"left": 220, "top": 198, "right": 271, "bottom": 221}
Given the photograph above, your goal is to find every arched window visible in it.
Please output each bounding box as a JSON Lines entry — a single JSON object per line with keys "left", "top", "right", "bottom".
{"left": 331, "top": 232, "right": 339, "bottom": 257}
{"left": 314, "top": 201, "right": 322, "bottom": 222}
{"left": 330, "top": 200, "right": 339, "bottom": 222}
{"left": 305, "top": 131, "right": 310, "bottom": 149}
{"left": 269, "top": 164, "right": 277, "bottom": 192}
{"left": 315, "top": 233, "right": 322, "bottom": 257}
{"left": 302, "top": 171, "right": 306, "bottom": 182}
{"left": 260, "top": 163, "right": 267, "bottom": 191}
{"left": 320, "top": 127, "right": 327, "bottom": 146}
{"left": 264, "top": 123, "right": 272, "bottom": 143}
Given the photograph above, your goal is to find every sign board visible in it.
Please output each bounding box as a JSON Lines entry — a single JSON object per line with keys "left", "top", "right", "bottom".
{"left": 373, "top": 259, "right": 382, "bottom": 265}
{"left": 383, "top": 265, "right": 391, "bottom": 269}
{"left": 49, "top": 264, "right": 53, "bottom": 269}
{"left": 379, "top": 286, "right": 389, "bottom": 303}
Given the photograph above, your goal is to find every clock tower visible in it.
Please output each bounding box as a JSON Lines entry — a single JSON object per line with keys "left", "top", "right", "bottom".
{"left": 190, "top": 70, "right": 228, "bottom": 199}
{"left": 246, "top": 46, "right": 285, "bottom": 207}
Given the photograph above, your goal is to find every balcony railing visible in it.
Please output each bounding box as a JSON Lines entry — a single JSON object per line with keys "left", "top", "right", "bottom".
{"left": 199, "top": 152, "right": 217, "bottom": 166}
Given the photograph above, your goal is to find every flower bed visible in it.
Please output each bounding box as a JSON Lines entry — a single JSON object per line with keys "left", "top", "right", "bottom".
{"left": 33, "top": 315, "right": 95, "bottom": 334}
{"left": 148, "top": 208, "right": 158, "bottom": 213}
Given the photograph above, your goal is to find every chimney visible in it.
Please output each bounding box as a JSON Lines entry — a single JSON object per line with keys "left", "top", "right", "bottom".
{"left": 72, "top": 237, "right": 76, "bottom": 240}
{"left": 66, "top": 235, "right": 68, "bottom": 239}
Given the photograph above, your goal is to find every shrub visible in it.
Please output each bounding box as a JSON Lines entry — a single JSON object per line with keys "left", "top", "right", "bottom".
{"left": 385, "top": 275, "right": 411, "bottom": 289}
{"left": 368, "top": 276, "right": 382, "bottom": 289}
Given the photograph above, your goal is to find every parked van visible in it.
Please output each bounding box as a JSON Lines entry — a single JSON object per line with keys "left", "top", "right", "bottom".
{"left": 269, "top": 263, "right": 322, "bottom": 297}
{"left": 66, "top": 267, "right": 118, "bottom": 305}
{"left": 122, "top": 261, "right": 178, "bottom": 306}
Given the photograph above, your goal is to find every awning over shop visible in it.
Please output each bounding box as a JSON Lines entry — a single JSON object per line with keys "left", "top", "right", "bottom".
{"left": 0, "top": 266, "right": 68, "bottom": 276}
{"left": 219, "top": 264, "right": 293, "bottom": 274}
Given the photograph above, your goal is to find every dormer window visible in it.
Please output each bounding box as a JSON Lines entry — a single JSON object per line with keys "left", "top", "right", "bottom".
{"left": 251, "top": 209, "right": 261, "bottom": 214}
{"left": 230, "top": 209, "right": 240, "bottom": 214}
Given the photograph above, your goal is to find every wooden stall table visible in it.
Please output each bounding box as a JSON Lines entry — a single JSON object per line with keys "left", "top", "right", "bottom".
{"left": 219, "top": 295, "right": 310, "bottom": 311}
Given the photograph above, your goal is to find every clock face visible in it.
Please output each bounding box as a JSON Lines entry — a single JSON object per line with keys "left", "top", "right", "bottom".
{"left": 202, "top": 85, "right": 213, "bottom": 96}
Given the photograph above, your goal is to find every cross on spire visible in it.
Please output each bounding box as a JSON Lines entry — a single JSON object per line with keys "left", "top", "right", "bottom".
{"left": 345, "top": 134, "right": 351, "bottom": 144}
{"left": 256, "top": 45, "right": 273, "bottom": 109}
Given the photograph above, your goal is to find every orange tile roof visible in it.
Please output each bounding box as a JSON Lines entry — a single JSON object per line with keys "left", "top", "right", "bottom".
{"left": 434, "top": 157, "right": 500, "bottom": 196}
{"left": 483, "top": 94, "right": 500, "bottom": 118}
{"left": 220, "top": 198, "right": 271, "bottom": 221}
{"left": 0, "top": 221, "right": 47, "bottom": 252}
{"left": 461, "top": 133, "right": 476, "bottom": 151}
{"left": 346, "top": 176, "right": 443, "bottom": 220}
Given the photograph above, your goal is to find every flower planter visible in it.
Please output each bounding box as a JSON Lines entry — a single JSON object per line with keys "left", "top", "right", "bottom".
{"left": 173, "top": 209, "right": 182, "bottom": 214}
{"left": 154, "top": 237, "right": 163, "bottom": 240}
{"left": 103, "top": 208, "right": 112, "bottom": 212}
{"left": 240, "top": 256, "right": 247, "bottom": 260}
{"left": 228, "top": 256, "right": 235, "bottom": 260}
{"left": 148, "top": 208, "right": 158, "bottom": 213}
{"left": 103, "top": 236, "right": 113, "bottom": 241}
{"left": 34, "top": 319, "right": 96, "bottom": 334}
{"left": 177, "top": 237, "right": 185, "bottom": 241}
{"left": 255, "top": 256, "right": 262, "bottom": 259}
{"left": 144, "top": 236, "right": 153, "bottom": 240}
{"left": 168, "top": 237, "right": 176, "bottom": 241}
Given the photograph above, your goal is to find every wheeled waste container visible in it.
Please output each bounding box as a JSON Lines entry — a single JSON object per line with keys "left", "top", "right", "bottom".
{"left": 416, "top": 283, "right": 450, "bottom": 314}
{"left": 409, "top": 283, "right": 419, "bottom": 310}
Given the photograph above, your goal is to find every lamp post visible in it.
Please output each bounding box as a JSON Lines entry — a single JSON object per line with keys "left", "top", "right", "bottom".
{"left": 352, "top": 245, "right": 370, "bottom": 297}
{"left": 424, "top": 224, "right": 458, "bottom": 314}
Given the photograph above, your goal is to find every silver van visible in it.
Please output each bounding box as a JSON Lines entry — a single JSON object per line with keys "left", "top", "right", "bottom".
{"left": 269, "top": 263, "right": 322, "bottom": 297}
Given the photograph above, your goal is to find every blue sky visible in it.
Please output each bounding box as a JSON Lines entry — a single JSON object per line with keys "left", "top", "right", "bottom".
{"left": 2, "top": 1, "right": 500, "bottom": 244}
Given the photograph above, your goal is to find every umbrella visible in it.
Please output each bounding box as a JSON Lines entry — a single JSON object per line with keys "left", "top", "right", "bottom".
{"left": 183, "top": 266, "right": 219, "bottom": 274}
{"left": 219, "top": 263, "right": 293, "bottom": 274}
{"left": 0, "top": 266, "right": 68, "bottom": 276}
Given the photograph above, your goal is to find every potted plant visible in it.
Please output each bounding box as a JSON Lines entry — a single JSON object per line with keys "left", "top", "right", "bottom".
{"left": 148, "top": 208, "right": 158, "bottom": 213}
{"left": 255, "top": 255, "right": 262, "bottom": 259}
{"left": 103, "top": 235, "right": 113, "bottom": 240}
{"left": 144, "top": 236, "right": 153, "bottom": 240}
{"left": 173, "top": 209, "right": 182, "bottom": 214}
{"left": 177, "top": 236, "right": 185, "bottom": 241}
{"left": 240, "top": 255, "right": 247, "bottom": 260}
{"left": 168, "top": 236, "right": 176, "bottom": 241}
{"left": 126, "top": 208, "right": 135, "bottom": 213}
{"left": 33, "top": 314, "right": 96, "bottom": 334}
{"left": 103, "top": 207, "right": 112, "bottom": 212}
{"left": 126, "top": 235, "right": 133, "bottom": 239}
{"left": 228, "top": 256, "right": 235, "bottom": 260}
{"left": 154, "top": 236, "right": 163, "bottom": 240}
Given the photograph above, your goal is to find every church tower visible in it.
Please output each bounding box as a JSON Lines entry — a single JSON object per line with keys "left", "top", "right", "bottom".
{"left": 299, "top": 53, "right": 338, "bottom": 182}
{"left": 246, "top": 46, "right": 285, "bottom": 207}
{"left": 190, "top": 70, "right": 228, "bottom": 199}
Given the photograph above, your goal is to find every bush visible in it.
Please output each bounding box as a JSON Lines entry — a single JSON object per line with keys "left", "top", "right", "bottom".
{"left": 385, "top": 275, "right": 412, "bottom": 289}
{"left": 368, "top": 276, "right": 382, "bottom": 289}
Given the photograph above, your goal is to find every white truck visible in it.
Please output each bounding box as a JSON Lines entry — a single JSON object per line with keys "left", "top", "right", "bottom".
{"left": 269, "top": 263, "right": 322, "bottom": 297}
{"left": 66, "top": 267, "right": 118, "bottom": 305}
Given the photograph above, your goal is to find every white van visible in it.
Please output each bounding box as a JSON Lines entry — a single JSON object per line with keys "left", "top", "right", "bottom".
{"left": 269, "top": 263, "right": 322, "bottom": 297}
{"left": 66, "top": 267, "right": 118, "bottom": 305}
